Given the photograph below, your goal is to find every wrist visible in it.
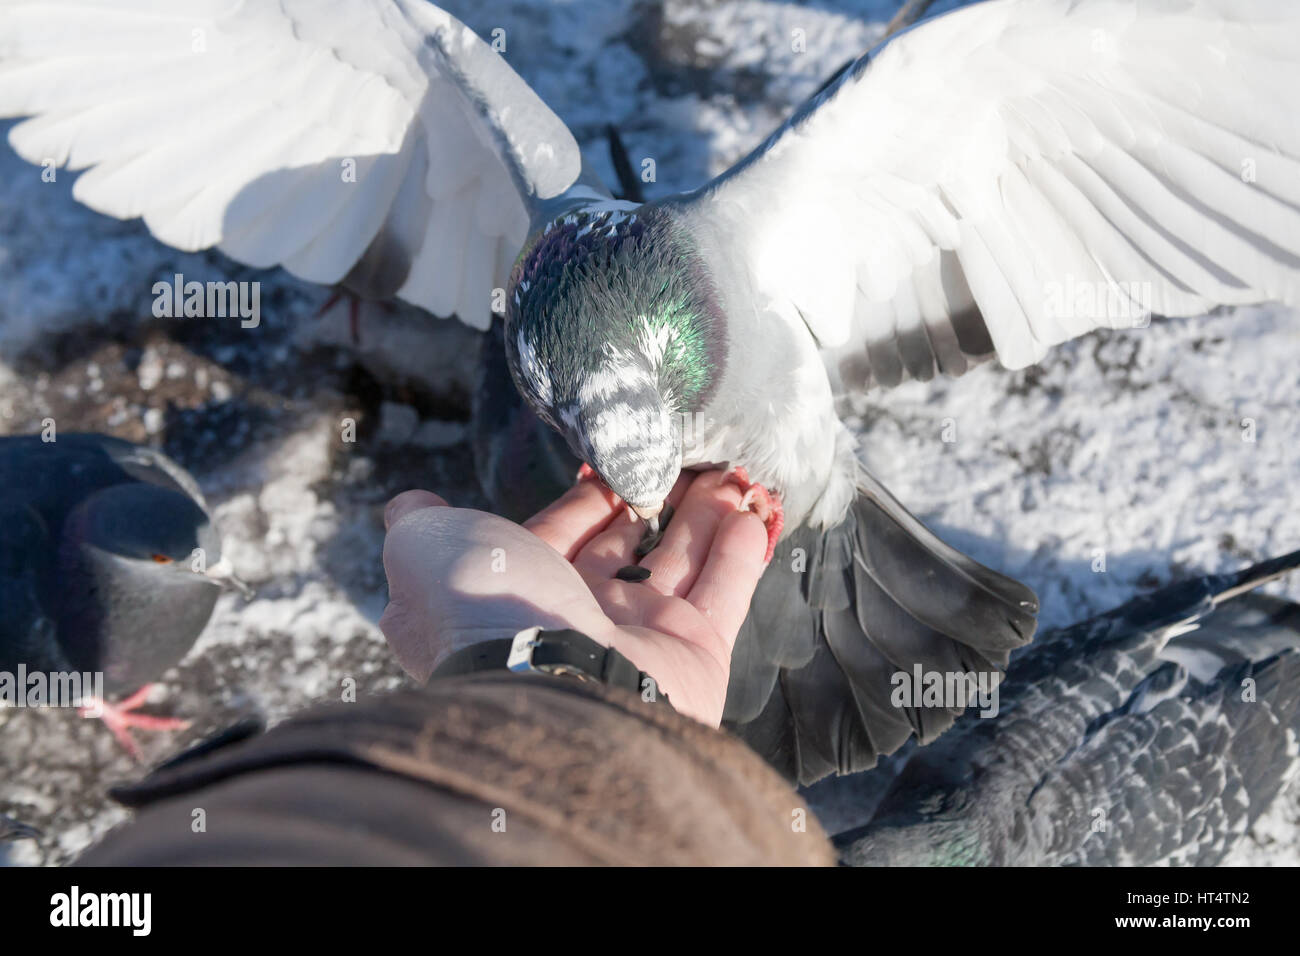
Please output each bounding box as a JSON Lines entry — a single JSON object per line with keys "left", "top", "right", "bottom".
{"left": 430, "top": 625, "right": 673, "bottom": 710}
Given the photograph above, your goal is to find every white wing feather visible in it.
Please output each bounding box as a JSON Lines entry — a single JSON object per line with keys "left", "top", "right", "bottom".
{"left": 681, "top": 0, "right": 1300, "bottom": 388}
{"left": 0, "top": 0, "right": 590, "bottom": 328}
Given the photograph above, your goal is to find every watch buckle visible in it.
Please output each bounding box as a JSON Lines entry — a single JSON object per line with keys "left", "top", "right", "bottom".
{"left": 506, "top": 627, "right": 543, "bottom": 672}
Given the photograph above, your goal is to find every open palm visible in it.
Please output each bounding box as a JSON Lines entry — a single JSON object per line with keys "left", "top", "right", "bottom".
{"left": 380, "top": 470, "right": 768, "bottom": 725}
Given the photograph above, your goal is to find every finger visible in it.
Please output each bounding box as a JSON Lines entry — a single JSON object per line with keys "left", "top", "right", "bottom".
{"left": 638, "top": 470, "right": 745, "bottom": 596}
{"left": 570, "top": 507, "right": 644, "bottom": 584}
{"left": 663, "top": 470, "right": 696, "bottom": 511}
{"left": 522, "top": 477, "right": 623, "bottom": 560}
{"left": 385, "top": 490, "right": 448, "bottom": 530}
{"left": 684, "top": 509, "right": 769, "bottom": 647}
{"left": 571, "top": 472, "right": 694, "bottom": 584}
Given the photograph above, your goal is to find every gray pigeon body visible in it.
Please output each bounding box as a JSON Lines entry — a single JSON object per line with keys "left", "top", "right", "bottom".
{"left": 0, "top": 433, "right": 227, "bottom": 697}
{"left": 832, "top": 551, "right": 1300, "bottom": 866}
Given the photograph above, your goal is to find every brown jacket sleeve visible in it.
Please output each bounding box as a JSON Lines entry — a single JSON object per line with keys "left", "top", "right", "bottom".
{"left": 79, "top": 674, "right": 834, "bottom": 866}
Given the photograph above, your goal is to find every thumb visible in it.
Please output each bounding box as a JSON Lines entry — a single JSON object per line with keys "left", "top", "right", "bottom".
{"left": 379, "top": 596, "right": 438, "bottom": 683}
{"left": 385, "top": 490, "right": 447, "bottom": 530}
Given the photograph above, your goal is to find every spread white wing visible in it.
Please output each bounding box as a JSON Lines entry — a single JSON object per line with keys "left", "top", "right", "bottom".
{"left": 678, "top": 0, "right": 1300, "bottom": 388}
{"left": 0, "top": 0, "right": 594, "bottom": 327}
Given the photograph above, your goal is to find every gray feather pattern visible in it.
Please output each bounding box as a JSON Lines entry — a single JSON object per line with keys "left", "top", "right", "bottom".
{"left": 729, "top": 471, "right": 1036, "bottom": 783}
{"left": 833, "top": 552, "right": 1300, "bottom": 866}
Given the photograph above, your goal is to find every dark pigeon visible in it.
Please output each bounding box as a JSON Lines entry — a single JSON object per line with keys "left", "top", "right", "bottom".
{"left": 831, "top": 551, "right": 1300, "bottom": 866}
{"left": 0, "top": 433, "right": 244, "bottom": 757}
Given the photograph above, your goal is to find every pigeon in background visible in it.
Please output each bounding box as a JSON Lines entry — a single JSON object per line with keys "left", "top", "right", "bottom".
{"left": 0, "top": 814, "right": 39, "bottom": 843}
{"left": 5, "top": 0, "right": 1299, "bottom": 782}
{"left": 0, "top": 814, "right": 40, "bottom": 866}
{"left": 834, "top": 551, "right": 1300, "bottom": 866}
{"left": 0, "top": 433, "right": 246, "bottom": 758}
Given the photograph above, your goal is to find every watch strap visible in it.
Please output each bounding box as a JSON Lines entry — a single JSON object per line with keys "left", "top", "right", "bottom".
{"left": 432, "top": 627, "right": 671, "bottom": 707}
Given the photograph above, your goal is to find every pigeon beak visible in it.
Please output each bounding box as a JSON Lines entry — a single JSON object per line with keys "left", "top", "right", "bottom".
{"left": 629, "top": 502, "right": 664, "bottom": 533}
{"left": 629, "top": 503, "right": 663, "bottom": 521}
{"left": 203, "top": 556, "right": 254, "bottom": 600}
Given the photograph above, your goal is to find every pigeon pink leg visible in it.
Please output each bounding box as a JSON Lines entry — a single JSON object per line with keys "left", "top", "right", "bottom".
{"left": 723, "top": 466, "right": 784, "bottom": 563}
{"left": 81, "top": 684, "right": 190, "bottom": 762}
{"left": 316, "top": 289, "right": 363, "bottom": 345}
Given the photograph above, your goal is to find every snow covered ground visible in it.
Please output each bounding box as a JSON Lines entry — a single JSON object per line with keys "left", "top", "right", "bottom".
{"left": 1, "top": 0, "right": 1297, "bottom": 865}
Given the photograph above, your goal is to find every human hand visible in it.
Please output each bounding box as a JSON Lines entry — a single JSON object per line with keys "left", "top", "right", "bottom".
{"left": 379, "top": 471, "right": 769, "bottom": 725}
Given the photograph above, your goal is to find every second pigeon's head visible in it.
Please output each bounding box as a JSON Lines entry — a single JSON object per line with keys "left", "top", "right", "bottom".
{"left": 64, "top": 481, "right": 221, "bottom": 569}
{"left": 506, "top": 206, "right": 726, "bottom": 519}
{"left": 55, "top": 482, "right": 246, "bottom": 687}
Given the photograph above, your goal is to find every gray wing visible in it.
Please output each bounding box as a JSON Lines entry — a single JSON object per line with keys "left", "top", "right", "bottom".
{"left": 1046, "top": 640, "right": 1300, "bottom": 866}
{"left": 727, "top": 470, "right": 1037, "bottom": 785}
{"left": 88, "top": 435, "right": 211, "bottom": 515}
{"left": 835, "top": 552, "right": 1300, "bottom": 866}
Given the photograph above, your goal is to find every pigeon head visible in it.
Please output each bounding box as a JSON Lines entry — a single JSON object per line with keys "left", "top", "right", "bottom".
{"left": 53, "top": 483, "right": 237, "bottom": 688}
{"left": 67, "top": 482, "right": 221, "bottom": 570}
{"left": 505, "top": 205, "right": 726, "bottom": 517}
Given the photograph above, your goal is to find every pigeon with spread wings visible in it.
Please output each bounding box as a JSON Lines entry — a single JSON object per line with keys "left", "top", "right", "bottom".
{"left": 5, "top": 0, "right": 1299, "bottom": 782}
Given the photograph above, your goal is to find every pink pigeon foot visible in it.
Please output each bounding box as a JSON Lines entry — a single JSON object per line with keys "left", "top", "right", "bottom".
{"left": 724, "top": 467, "right": 784, "bottom": 563}
{"left": 81, "top": 684, "right": 191, "bottom": 762}
{"left": 316, "top": 288, "right": 363, "bottom": 345}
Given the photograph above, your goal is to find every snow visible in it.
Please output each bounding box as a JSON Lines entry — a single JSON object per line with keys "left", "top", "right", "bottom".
{"left": 1, "top": 0, "right": 1296, "bottom": 866}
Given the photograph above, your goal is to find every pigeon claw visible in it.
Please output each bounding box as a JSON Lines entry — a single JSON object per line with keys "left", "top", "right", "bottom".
{"left": 575, "top": 462, "right": 599, "bottom": 483}
{"left": 82, "top": 684, "right": 191, "bottom": 763}
{"left": 724, "top": 467, "right": 784, "bottom": 564}
{"left": 316, "top": 288, "right": 364, "bottom": 345}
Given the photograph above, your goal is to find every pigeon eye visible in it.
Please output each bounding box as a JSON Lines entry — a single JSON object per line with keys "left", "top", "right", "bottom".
{"left": 151, "top": 554, "right": 173, "bottom": 564}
